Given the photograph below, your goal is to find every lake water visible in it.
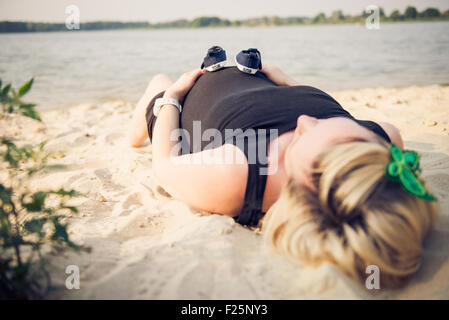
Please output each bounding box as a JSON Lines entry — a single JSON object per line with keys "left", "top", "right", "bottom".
{"left": 0, "top": 21, "right": 448, "bottom": 109}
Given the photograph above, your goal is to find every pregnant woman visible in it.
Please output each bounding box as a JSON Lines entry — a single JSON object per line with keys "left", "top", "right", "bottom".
{"left": 127, "top": 57, "right": 438, "bottom": 288}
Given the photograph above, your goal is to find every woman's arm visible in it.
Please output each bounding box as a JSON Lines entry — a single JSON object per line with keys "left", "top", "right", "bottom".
{"left": 127, "top": 74, "right": 174, "bottom": 148}
{"left": 152, "top": 69, "right": 248, "bottom": 216}
{"left": 259, "top": 63, "right": 299, "bottom": 86}
{"left": 378, "top": 121, "right": 404, "bottom": 149}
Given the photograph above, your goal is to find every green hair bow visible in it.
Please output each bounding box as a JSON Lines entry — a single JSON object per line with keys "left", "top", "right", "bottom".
{"left": 385, "top": 143, "right": 436, "bottom": 201}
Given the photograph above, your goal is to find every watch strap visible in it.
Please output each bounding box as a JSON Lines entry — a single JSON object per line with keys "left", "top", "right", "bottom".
{"left": 153, "top": 97, "right": 182, "bottom": 117}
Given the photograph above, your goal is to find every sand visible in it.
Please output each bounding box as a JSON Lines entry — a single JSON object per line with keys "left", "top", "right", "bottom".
{"left": 1, "top": 85, "right": 448, "bottom": 299}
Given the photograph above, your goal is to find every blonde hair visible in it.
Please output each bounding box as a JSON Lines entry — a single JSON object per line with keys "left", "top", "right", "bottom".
{"left": 262, "top": 141, "right": 439, "bottom": 288}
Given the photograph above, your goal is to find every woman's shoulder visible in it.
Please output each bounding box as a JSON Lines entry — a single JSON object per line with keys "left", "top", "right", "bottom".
{"left": 377, "top": 121, "right": 404, "bottom": 148}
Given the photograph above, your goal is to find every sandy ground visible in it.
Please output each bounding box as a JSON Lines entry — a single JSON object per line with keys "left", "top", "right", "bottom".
{"left": 1, "top": 85, "right": 448, "bottom": 299}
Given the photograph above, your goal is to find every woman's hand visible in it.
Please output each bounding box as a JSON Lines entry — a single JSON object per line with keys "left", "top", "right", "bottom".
{"left": 164, "top": 68, "right": 206, "bottom": 103}
{"left": 259, "top": 63, "right": 299, "bottom": 86}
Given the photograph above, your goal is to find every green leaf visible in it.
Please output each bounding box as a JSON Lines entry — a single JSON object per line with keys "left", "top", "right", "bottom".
{"left": 23, "top": 218, "right": 46, "bottom": 237}
{"left": 1, "top": 83, "right": 11, "bottom": 96}
{"left": 17, "top": 78, "right": 34, "bottom": 98}
{"left": 51, "top": 220, "right": 69, "bottom": 242}
{"left": 20, "top": 107, "right": 41, "bottom": 122}
{"left": 61, "top": 205, "right": 78, "bottom": 213}
{"left": 2, "top": 141, "right": 23, "bottom": 167}
{"left": 23, "top": 191, "right": 48, "bottom": 212}
{"left": 51, "top": 188, "right": 77, "bottom": 197}
{"left": 0, "top": 79, "right": 2, "bottom": 89}
{"left": 19, "top": 103, "right": 37, "bottom": 110}
{"left": 38, "top": 140, "right": 47, "bottom": 152}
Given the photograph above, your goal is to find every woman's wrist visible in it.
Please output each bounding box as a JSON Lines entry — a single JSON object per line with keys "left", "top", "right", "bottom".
{"left": 263, "top": 65, "right": 299, "bottom": 86}
{"left": 163, "top": 89, "right": 182, "bottom": 102}
{"left": 284, "top": 77, "right": 299, "bottom": 86}
{"left": 278, "top": 72, "right": 298, "bottom": 86}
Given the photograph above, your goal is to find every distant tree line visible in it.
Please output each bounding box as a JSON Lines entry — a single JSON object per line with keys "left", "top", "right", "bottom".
{"left": 0, "top": 21, "right": 150, "bottom": 33}
{"left": 387, "top": 6, "right": 444, "bottom": 21}
{"left": 0, "top": 6, "right": 448, "bottom": 33}
{"left": 311, "top": 6, "right": 448, "bottom": 24}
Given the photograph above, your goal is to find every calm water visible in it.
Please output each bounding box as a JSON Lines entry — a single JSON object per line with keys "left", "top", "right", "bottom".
{"left": 0, "top": 22, "right": 448, "bottom": 109}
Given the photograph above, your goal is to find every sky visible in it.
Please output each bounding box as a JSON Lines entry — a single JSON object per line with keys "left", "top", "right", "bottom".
{"left": 0, "top": 0, "right": 448, "bottom": 23}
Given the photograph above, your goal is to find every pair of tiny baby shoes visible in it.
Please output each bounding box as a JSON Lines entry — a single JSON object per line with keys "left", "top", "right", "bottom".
{"left": 200, "top": 45, "right": 262, "bottom": 75}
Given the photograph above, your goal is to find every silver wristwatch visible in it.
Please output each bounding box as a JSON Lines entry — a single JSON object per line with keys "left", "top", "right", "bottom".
{"left": 153, "top": 97, "right": 182, "bottom": 117}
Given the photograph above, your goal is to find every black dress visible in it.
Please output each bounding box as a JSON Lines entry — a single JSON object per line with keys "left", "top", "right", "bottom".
{"left": 146, "top": 67, "right": 390, "bottom": 227}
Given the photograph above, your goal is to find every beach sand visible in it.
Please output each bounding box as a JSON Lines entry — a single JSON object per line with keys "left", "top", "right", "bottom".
{"left": 1, "top": 85, "right": 448, "bottom": 299}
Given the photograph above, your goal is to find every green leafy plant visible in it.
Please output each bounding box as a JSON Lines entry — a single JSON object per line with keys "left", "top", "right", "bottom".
{"left": 0, "top": 138, "right": 86, "bottom": 299}
{"left": 1, "top": 78, "right": 85, "bottom": 299}
{"left": 0, "top": 78, "right": 41, "bottom": 121}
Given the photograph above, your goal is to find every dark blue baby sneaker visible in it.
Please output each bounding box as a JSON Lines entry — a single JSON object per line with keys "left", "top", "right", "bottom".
{"left": 235, "top": 48, "right": 262, "bottom": 74}
{"left": 200, "top": 45, "right": 227, "bottom": 72}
